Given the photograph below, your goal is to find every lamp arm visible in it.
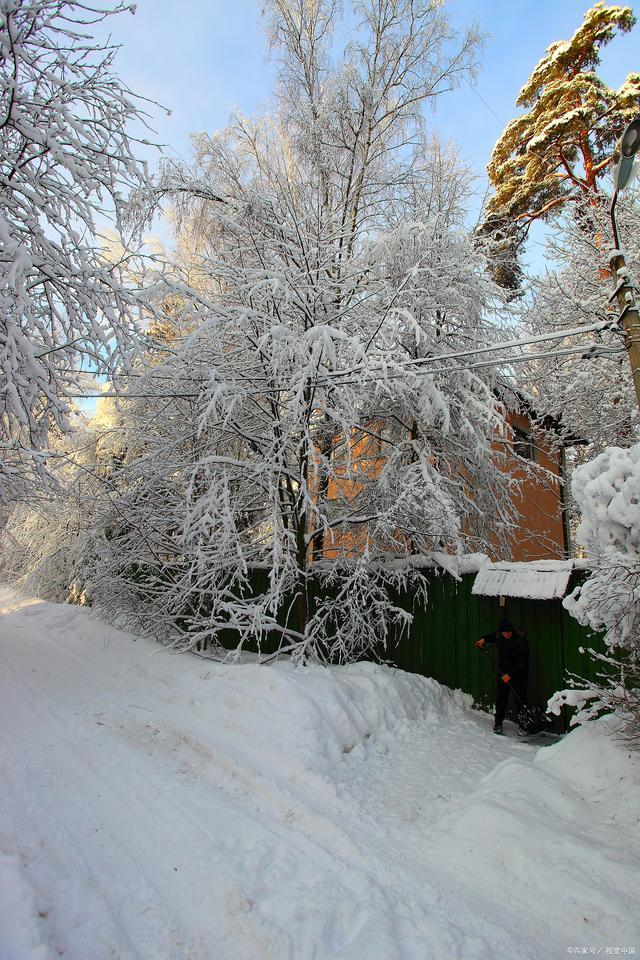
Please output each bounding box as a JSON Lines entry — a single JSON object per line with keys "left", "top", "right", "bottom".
{"left": 610, "top": 188, "right": 621, "bottom": 252}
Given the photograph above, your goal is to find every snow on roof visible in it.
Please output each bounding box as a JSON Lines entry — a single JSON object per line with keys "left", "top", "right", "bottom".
{"left": 370, "top": 552, "right": 490, "bottom": 579}
{"left": 472, "top": 561, "right": 574, "bottom": 600}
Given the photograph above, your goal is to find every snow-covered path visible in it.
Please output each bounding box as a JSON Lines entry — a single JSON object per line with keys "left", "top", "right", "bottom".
{"left": 1, "top": 589, "right": 639, "bottom": 960}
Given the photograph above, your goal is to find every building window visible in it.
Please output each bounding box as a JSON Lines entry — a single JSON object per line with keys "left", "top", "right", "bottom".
{"left": 512, "top": 425, "right": 536, "bottom": 462}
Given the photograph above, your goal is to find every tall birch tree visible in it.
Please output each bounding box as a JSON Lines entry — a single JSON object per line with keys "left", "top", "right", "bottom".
{"left": 102, "top": 0, "right": 518, "bottom": 661}
{"left": 3, "top": 1, "right": 523, "bottom": 663}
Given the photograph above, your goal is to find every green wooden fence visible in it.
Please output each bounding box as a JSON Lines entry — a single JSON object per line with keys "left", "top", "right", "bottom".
{"left": 209, "top": 567, "right": 611, "bottom": 731}
{"left": 387, "top": 571, "right": 611, "bottom": 731}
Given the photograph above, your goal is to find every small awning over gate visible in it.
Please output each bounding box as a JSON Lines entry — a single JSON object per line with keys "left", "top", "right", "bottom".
{"left": 471, "top": 561, "right": 574, "bottom": 600}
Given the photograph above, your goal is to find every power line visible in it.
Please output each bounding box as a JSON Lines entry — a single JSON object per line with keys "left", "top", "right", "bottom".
{"left": 67, "top": 335, "right": 625, "bottom": 400}
{"left": 322, "top": 319, "right": 617, "bottom": 383}
{"left": 463, "top": 78, "right": 506, "bottom": 129}
{"left": 99, "top": 317, "right": 619, "bottom": 388}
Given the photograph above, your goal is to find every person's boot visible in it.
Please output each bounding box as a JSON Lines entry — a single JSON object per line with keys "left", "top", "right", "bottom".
{"left": 493, "top": 721, "right": 503, "bottom": 735}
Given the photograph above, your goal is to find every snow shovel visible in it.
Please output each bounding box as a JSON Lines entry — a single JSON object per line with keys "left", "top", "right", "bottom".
{"left": 483, "top": 646, "right": 551, "bottom": 735}
{"left": 515, "top": 702, "right": 552, "bottom": 736}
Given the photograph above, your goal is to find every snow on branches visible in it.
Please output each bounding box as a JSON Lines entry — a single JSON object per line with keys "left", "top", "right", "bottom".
{"left": 0, "top": 0, "right": 162, "bottom": 503}
{"left": 81, "top": 181, "right": 518, "bottom": 661}
{"left": 551, "top": 444, "right": 640, "bottom": 737}
{"left": 1, "top": 0, "right": 522, "bottom": 664}
{"left": 518, "top": 194, "right": 640, "bottom": 456}
{"left": 72, "top": 0, "right": 519, "bottom": 663}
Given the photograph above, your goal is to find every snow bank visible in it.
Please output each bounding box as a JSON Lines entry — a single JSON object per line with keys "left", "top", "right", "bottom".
{"left": 2, "top": 589, "right": 639, "bottom": 959}
{"left": 428, "top": 716, "right": 640, "bottom": 948}
{"left": 0, "top": 589, "right": 476, "bottom": 960}
{"left": 173, "top": 658, "right": 471, "bottom": 785}
{"left": 0, "top": 591, "right": 467, "bottom": 786}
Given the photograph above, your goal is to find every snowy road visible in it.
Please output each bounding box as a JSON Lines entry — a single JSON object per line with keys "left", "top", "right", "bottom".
{"left": 1, "top": 589, "right": 639, "bottom": 960}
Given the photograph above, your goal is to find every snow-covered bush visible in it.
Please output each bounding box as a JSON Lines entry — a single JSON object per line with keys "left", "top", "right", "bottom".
{"left": 566, "top": 444, "right": 640, "bottom": 643}
{"left": 551, "top": 444, "right": 640, "bottom": 740}
{"left": 0, "top": 420, "right": 103, "bottom": 603}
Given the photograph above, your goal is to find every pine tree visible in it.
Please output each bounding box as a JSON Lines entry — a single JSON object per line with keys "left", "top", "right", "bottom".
{"left": 482, "top": 2, "right": 640, "bottom": 287}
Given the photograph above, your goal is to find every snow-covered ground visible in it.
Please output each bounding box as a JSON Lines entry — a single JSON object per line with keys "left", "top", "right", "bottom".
{"left": 1, "top": 588, "right": 638, "bottom": 960}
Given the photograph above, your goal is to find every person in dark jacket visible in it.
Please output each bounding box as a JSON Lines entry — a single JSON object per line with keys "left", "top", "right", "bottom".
{"left": 476, "top": 618, "right": 529, "bottom": 734}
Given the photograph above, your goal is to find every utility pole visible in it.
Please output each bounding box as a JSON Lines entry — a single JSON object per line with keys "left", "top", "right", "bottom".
{"left": 610, "top": 118, "right": 640, "bottom": 408}
{"left": 609, "top": 240, "right": 640, "bottom": 409}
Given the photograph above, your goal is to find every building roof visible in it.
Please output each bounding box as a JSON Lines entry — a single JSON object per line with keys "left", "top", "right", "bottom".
{"left": 471, "top": 560, "right": 576, "bottom": 600}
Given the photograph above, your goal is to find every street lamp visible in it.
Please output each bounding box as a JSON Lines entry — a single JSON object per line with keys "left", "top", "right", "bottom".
{"left": 609, "top": 117, "right": 640, "bottom": 409}
{"left": 614, "top": 117, "right": 640, "bottom": 190}
{"left": 611, "top": 117, "right": 640, "bottom": 248}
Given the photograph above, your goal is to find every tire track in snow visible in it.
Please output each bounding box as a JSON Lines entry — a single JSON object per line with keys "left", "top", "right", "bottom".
{"left": 0, "top": 627, "right": 308, "bottom": 959}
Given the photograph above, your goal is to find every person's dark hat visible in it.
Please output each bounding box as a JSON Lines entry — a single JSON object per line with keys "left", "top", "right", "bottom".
{"left": 498, "top": 619, "right": 514, "bottom": 634}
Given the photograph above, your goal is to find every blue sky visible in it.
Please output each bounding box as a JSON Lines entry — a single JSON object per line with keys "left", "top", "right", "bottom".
{"left": 97, "top": 0, "right": 640, "bottom": 216}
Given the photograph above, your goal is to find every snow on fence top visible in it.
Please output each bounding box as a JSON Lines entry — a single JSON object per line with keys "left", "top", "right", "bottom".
{"left": 471, "top": 561, "right": 577, "bottom": 600}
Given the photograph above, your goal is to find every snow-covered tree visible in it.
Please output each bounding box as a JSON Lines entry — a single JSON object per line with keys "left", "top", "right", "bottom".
{"left": 0, "top": 414, "right": 104, "bottom": 601}
{"left": 0, "top": 0, "right": 166, "bottom": 504}
{"left": 481, "top": 2, "right": 640, "bottom": 287}
{"left": 519, "top": 195, "right": 639, "bottom": 456}
{"left": 1, "top": 0, "right": 529, "bottom": 664}
{"left": 73, "top": 349, "right": 217, "bottom": 640}
{"left": 86, "top": 0, "right": 519, "bottom": 662}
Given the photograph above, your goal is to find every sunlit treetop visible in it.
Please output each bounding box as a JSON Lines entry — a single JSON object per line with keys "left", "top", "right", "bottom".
{"left": 486, "top": 2, "right": 640, "bottom": 232}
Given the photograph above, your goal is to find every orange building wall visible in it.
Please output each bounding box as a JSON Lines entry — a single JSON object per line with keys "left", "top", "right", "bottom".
{"left": 320, "top": 427, "right": 387, "bottom": 561}
{"left": 496, "top": 412, "right": 566, "bottom": 562}
{"left": 315, "top": 411, "right": 567, "bottom": 563}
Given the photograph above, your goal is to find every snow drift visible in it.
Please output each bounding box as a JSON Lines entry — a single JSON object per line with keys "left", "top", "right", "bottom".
{"left": 1, "top": 589, "right": 639, "bottom": 960}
